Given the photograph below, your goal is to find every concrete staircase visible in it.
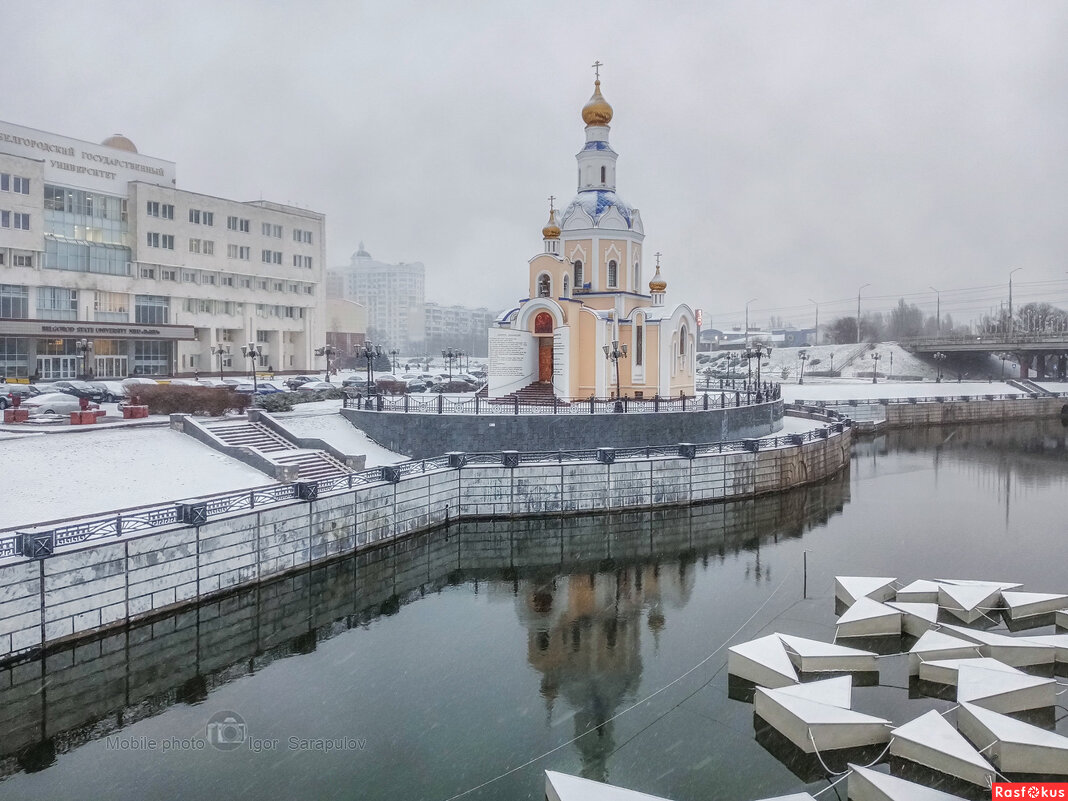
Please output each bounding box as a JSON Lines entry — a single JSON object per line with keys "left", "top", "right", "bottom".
{"left": 1008, "top": 378, "right": 1057, "bottom": 397}
{"left": 273, "top": 449, "right": 353, "bottom": 481}
{"left": 203, "top": 421, "right": 293, "bottom": 453}
{"left": 491, "top": 381, "right": 564, "bottom": 405}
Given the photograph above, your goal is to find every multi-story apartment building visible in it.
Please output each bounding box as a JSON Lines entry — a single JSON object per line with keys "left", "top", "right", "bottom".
{"left": 423, "top": 302, "right": 497, "bottom": 358}
{"left": 326, "top": 244, "right": 424, "bottom": 353}
{"left": 0, "top": 121, "right": 325, "bottom": 379}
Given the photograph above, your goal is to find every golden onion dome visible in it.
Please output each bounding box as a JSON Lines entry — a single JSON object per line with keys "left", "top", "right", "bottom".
{"left": 581, "top": 80, "right": 613, "bottom": 126}
{"left": 101, "top": 133, "right": 137, "bottom": 153}
{"left": 541, "top": 208, "right": 560, "bottom": 240}
{"left": 649, "top": 263, "right": 667, "bottom": 292}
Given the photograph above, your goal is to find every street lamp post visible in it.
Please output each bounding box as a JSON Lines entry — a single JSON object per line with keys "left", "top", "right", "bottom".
{"left": 857, "top": 283, "right": 871, "bottom": 343}
{"left": 314, "top": 344, "right": 338, "bottom": 382}
{"left": 210, "top": 344, "right": 230, "bottom": 381}
{"left": 389, "top": 349, "right": 399, "bottom": 373}
{"left": 932, "top": 351, "right": 947, "bottom": 382}
{"left": 797, "top": 350, "right": 808, "bottom": 385}
{"left": 240, "top": 343, "right": 260, "bottom": 392}
{"left": 441, "top": 347, "right": 460, "bottom": 381}
{"left": 75, "top": 338, "right": 93, "bottom": 379}
{"left": 871, "top": 351, "right": 881, "bottom": 384}
{"left": 356, "top": 341, "right": 383, "bottom": 393}
{"left": 929, "top": 286, "right": 941, "bottom": 333}
{"left": 602, "top": 339, "right": 629, "bottom": 411}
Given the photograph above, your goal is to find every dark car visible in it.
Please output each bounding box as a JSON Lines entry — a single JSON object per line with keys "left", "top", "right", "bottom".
{"left": 47, "top": 380, "right": 105, "bottom": 403}
{"left": 0, "top": 383, "right": 41, "bottom": 409}
{"left": 284, "top": 375, "right": 317, "bottom": 391}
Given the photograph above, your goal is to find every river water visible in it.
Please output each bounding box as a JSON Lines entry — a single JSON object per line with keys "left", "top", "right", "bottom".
{"left": 1, "top": 420, "right": 1066, "bottom": 801}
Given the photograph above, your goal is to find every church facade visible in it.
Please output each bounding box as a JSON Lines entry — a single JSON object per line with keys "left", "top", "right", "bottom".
{"left": 488, "top": 73, "right": 697, "bottom": 400}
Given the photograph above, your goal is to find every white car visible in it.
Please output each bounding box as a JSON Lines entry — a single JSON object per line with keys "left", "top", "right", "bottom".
{"left": 295, "top": 381, "right": 335, "bottom": 392}
{"left": 90, "top": 381, "right": 128, "bottom": 402}
{"left": 23, "top": 393, "right": 94, "bottom": 417}
{"left": 122, "top": 377, "right": 159, "bottom": 388}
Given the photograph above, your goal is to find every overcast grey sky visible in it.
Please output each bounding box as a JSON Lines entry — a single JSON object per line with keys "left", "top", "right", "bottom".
{"left": 5, "top": 0, "right": 1068, "bottom": 330}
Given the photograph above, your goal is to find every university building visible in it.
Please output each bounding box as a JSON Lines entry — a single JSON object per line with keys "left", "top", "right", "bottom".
{"left": 0, "top": 121, "right": 326, "bottom": 379}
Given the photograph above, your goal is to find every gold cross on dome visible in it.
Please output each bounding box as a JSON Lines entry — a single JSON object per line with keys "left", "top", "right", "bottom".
{"left": 592, "top": 60, "right": 602, "bottom": 80}
{"left": 654, "top": 252, "right": 662, "bottom": 267}
{"left": 548, "top": 195, "right": 555, "bottom": 212}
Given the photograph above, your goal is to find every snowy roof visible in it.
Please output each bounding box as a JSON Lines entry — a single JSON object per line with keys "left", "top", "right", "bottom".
{"left": 545, "top": 771, "right": 674, "bottom": 801}
{"left": 563, "top": 189, "right": 633, "bottom": 227}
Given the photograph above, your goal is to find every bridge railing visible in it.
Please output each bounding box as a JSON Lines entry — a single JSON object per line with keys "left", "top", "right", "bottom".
{"left": 0, "top": 407, "right": 846, "bottom": 559}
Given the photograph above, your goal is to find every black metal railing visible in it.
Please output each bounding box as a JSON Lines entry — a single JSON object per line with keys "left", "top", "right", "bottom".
{"left": 342, "top": 382, "right": 783, "bottom": 415}
{"left": 0, "top": 404, "right": 843, "bottom": 560}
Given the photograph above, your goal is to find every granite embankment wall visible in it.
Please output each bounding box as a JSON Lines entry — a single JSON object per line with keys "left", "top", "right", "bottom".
{"left": 342, "top": 399, "right": 784, "bottom": 459}
{"left": 883, "top": 396, "right": 1067, "bottom": 427}
{"left": 0, "top": 424, "right": 850, "bottom": 662}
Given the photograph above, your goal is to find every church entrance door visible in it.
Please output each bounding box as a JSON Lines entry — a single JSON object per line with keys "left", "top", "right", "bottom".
{"left": 538, "top": 338, "right": 553, "bottom": 382}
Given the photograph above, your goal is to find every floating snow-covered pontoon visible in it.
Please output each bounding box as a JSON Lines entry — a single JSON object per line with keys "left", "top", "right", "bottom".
{"left": 936, "top": 583, "right": 1002, "bottom": 625}
{"left": 753, "top": 677, "right": 891, "bottom": 755}
{"left": 939, "top": 623, "right": 1056, "bottom": 670}
{"left": 908, "top": 630, "right": 981, "bottom": 674}
{"left": 895, "top": 580, "right": 942, "bottom": 604}
{"left": 1001, "top": 591, "right": 1068, "bottom": 621}
{"left": 916, "top": 656, "right": 1021, "bottom": 687}
{"left": 955, "top": 663, "right": 1056, "bottom": 714}
{"left": 777, "top": 635, "right": 878, "bottom": 675}
{"left": 1057, "top": 609, "right": 1067, "bottom": 629}
{"left": 846, "top": 763, "right": 968, "bottom": 801}
{"left": 889, "top": 710, "right": 996, "bottom": 787}
{"left": 956, "top": 702, "right": 1068, "bottom": 777}
{"left": 836, "top": 597, "right": 902, "bottom": 638}
{"left": 544, "top": 771, "right": 675, "bottom": 801}
{"left": 885, "top": 602, "right": 939, "bottom": 638}
{"left": 727, "top": 634, "right": 799, "bottom": 689}
{"left": 834, "top": 576, "right": 897, "bottom": 606}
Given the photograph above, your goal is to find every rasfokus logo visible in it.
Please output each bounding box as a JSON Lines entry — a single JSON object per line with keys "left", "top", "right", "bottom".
{"left": 992, "top": 784, "right": 1068, "bottom": 799}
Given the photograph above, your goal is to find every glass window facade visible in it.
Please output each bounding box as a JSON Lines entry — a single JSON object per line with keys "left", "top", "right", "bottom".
{"left": 134, "top": 295, "right": 169, "bottom": 325}
{"left": 133, "top": 341, "right": 171, "bottom": 375}
{"left": 0, "top": 284, "right": 29, "bottom": 318}
{"left": 0, "top": 337, "right": 29, "bottom": 378}
{"left": 36, "top": 287, "right": 78, "bottom": 320}
{"left": 43, "top": 185, "right": 131, "bottom": 275}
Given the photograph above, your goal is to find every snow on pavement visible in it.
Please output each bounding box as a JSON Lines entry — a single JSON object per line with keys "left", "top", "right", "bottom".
{"left": 272, "top": 409, "right": 407, "bottom": 467}
{"left": 781, "top": 380, "right": 1028, "bottom": 402}
{"left": 2, "top": 427, "right": 274, "bottom": 529}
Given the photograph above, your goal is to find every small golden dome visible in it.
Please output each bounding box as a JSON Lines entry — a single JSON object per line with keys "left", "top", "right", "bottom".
{"left": 101, "top": 133, "right": 137, "bottom": 153}
{"left": 581, "top": 80, "right": 613, "bottom": 126}
{"left": 649, "top": 263, "right": 667, "bottom": 293}
{"left": 541, "top": 208, "right": 560, "bottom": 240}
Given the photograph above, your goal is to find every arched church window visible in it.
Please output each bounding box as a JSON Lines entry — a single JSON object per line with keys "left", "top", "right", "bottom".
{"left": 679, "top": 325, "right": 688, "bottom": 355}
{"left": 600, "top": 166, "right": 606, "bottom": 183}
{"left": 607, "top": 260, "right": 617, "bottom": 288}
{"left": 563, "top": 275, "right": 570, "bottom": 297}
{"left": 635, "top": 316, "right": 644, "bottom": 366}
{"left": 534, "top": 312, "right": 553, "bottom": 334}
{"left": 537, "top": 274, "right": 551, "bottom": 298}
{"left": 573, "top": 260, "right": 583, "bottom": 288}
{"left": 633, "top": 262, "right": 640, "bottom": 289}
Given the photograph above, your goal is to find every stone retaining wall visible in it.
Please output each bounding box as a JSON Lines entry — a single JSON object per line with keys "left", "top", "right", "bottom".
{"left": 884, "top": 396, "right": 1066, "bottom": 427}
{"left": 0, "top": 425, "right": 850, "bottom": 661}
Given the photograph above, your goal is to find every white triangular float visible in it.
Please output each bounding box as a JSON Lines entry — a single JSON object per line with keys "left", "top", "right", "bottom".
{"left": 1024, "top": 633, "right": 1068, "bottom": 664}
{"left": 1001, "top": 591, "right": 1068, "bottom": 621}
{"left": 956, "top": 702, "right": 1068, "bottom": 777}
{"left": 889, "top": 710, "right": 996, "bottom": 787}
{"left": 895, "top": 580, "right": 943, "bottom": 604}
{"left": 936, "top": 584, "right": 1001, "bottom": 624}
{"left": 545, "top": 771, "right": 674, "bottom": 801}
{"left": 846, "top": 763, "right": 969, "bottom": 801}
{"left": 836, "top": 597, "right": 902, "bottom": 638}
{"left": 908, "top": 630, "right": 982, "bottom": 674}
{"left": 835, "top": 576, "right": 897, "bottom": 606}
{"left": 885, "top": 602, "right": 940, "bottom": 638}
{"left": 918, "top": 657, "right": 1021, "bottom": 687}
{"left": 777, "top": 635, "right": 877, "bottom": 674}
{"left": 936, "top": 579, "right": 1022, "bottom": 591}
{"left": 940, "top": 623, "right": 1056, "bottom": 669}
{"left": 1057, "top": 608, "right": 1067, "bottom": 629}
{"left": 753, "top": 685, "right": 891, "bottom": 754}
{"left": 955, "top": 663, "right": 1056, "bottom": 713}
{"left": 769, "top": 676, "right": 853, "bottom": 709}
{"left": 728, "top": 634, "right": 799, "bottom": 689}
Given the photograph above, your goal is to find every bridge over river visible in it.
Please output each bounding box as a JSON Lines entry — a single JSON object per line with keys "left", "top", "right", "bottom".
{"left": 901, "top": 332, "right": 1068, "bottom": 379}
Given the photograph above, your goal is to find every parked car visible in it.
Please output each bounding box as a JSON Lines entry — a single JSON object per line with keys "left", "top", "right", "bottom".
{"left": 167, "top": 378, "right": 202, "bottom": 386}
{"left": 342, "top": 378, "right": 376, "bottom": 394}
{"left": 90, "top": 381, "right": 128, "bottom": 403}
{"left": 253, "top": 382, "right": 285, "bottom": 395}
{"left": 295, "top": 381, "right": 335, "bottom": 392}
{"left": 122, "top": 377, "right": 159, "bottom": 388}
{"left": 406, "top": 379, "right": 428, "bottom": 393}
{"left": 0, "top": 384, "right": 41, "bottom": 409}
{"left": 48, "top": 380, "right": 105, "bottom": 403}
{"left": 284, "top": 375, "right": 317, "bottom": 390}
{"left": 23, "top": 393, "right": 95, "bottom": 417}
{"left": 196, "top": 378, "right": 231, "bottom": 388}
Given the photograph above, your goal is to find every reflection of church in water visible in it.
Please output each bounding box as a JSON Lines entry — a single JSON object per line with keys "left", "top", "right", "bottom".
{"left": 515, "top": 563, "right": 694, "bottom": 781}
{"left": 488, "top": 67, "right": 697, "bottom": 400}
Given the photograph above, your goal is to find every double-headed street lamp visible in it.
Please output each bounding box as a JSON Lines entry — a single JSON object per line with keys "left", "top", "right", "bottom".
{"left": 210, "top": 344, "right": 230, "bottom": 381}
{"left": 75, "top": 338, "right": 93, "bottom": 379}
{"left": 602, "top": 339, "right": 629, "bottom": 411}
{"left": 797, "top": 350, "right": 809, "bottom": 385}
{"left": 871, "top": 351, "right": 881, "bottom": 384}
{"left": 240, "top": 343, "right": 260, "bottom": 392}
{"left": 389, "top": 349, "right": 399, "bottom": 373}
{"left": 743, "top": 344, "right": 771, "bottom": 389}
{"left": 314, "top": 344, "right": 338, "bottom": 382}
{"left": 356, "top": 341, "right": 382, "bottom": 391}
{"left": 932, "top": 351, "right": 947, "bottom": 382}
{"left": 441, "top": 347, "right": 461, "bottom": 381}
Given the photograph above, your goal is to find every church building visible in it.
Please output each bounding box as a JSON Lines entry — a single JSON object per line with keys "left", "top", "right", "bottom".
{"left": 488, "top": 70, "right": 697, "bottom": 400}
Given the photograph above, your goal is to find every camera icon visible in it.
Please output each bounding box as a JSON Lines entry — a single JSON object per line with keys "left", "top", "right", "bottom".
{"left": 206, "top": 710, "right": 247, "bottom": 751}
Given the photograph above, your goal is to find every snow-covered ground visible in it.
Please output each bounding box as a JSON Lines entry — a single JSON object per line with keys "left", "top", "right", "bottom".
{"left": 272, "top": 403, "right": 406, "bottom": 467}
{"left": 2, "top": 427, "right": 275, "bottom": 529}
{"left": 781, "top": 380, "right": 1028, "bottom": 402}
{"left": 777, "top": 415, "right": 829, "bottom": 434}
